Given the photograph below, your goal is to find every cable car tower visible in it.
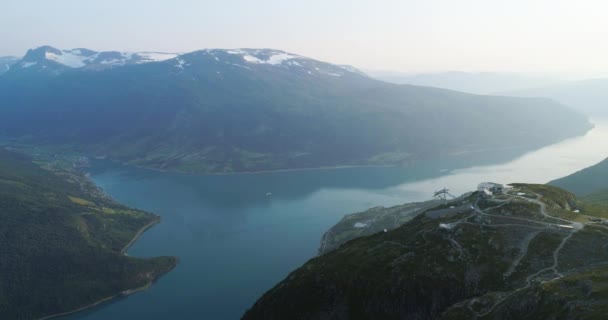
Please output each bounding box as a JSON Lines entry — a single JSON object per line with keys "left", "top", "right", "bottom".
{"left": 433, "top": 188, "right": 456, "bottom": 203}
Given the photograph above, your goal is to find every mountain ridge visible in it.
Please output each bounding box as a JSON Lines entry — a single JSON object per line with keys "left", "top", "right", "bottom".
{"left": 8, "top": 45, "right": 365, "bottom": 78}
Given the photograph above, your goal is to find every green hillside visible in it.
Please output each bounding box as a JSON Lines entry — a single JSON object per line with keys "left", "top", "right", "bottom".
{"left": 243, "top": 184, "right": 608, "bottom": 319}
{"left": 550, "top": 158, "right": 608, "bottom": 208}
{"left": 550, "top": 158, "right": 608, "bottom": 197}
{"left": 0, "top": 149, "right": 177, "bottom": 320}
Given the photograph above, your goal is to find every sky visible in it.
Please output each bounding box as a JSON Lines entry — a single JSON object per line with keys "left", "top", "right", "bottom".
{"left": 2, "top": 0, "right": 608, "bottom": 75}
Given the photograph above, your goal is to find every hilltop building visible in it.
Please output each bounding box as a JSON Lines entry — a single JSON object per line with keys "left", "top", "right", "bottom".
{"left": 478, "top": 182, "right": 504, "bottom": 197}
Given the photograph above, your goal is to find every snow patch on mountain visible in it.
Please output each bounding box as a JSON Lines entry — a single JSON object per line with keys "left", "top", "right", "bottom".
{"left": 227, "top": 49, "right": 300, "bottom": 65}
{"left": 18, "top": 46, "right": 181, "bottom": 70}
{"left": 45, "top": 50, "right": 88, "bottom": 68}
{"left": 174, "top": 58, "right": 188, "bottom": 70}
{"left": 339, "top": 65, "right": 360, "bottom": 73}
{"left": 265, "top": 53, "right": 298, "bottom": 65}
{"left": 218, "top": 49, "right": 357, "bottom": 77}
{"left": 243, "top": 55, "right": 262, "bottom": 63}
{"left": 21, "top": 61, "right": 37, "bottom": 68}
{"left": 136, "top": 52, "right": 179, "bottom": 63}
{"left": 99, "top": 58, "right": 124, "bottom": 65}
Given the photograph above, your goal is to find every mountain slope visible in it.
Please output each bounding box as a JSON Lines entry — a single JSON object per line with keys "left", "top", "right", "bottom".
{"left": 506, "top": 78, "right": 608, "bottom": 117}
{"left": 550, "top": 158, "right": 608, "bottom": 196}
{"left": 243, "top": 184, "right": 608, "bottom": 319}
{"left": 0, "top": 46, "right": 592, "bottom": 173}
{"left": 0, "top": 56, "right": 19, "bottom": 75}
{"left": 550, "top": 158, "right": 608, "bottom": 210}
{"left": 0, "top": 149, "right": 177, "bottom": 319}
{"left": 368, "top": 71, "right": 559, "bottom": 95}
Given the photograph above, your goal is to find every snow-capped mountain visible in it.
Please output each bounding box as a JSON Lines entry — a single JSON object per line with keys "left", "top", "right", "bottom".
{"left": 0, "top": 45, "right": 591, "bottom": 174}
{"left": 8, "top": 46, "right": 365, "bottom": 78}
{"left": 12, "top": 46, "right": 179, "bottom": 72}
{"left": 173, "top": 48, "right": 365, "bottom": 78}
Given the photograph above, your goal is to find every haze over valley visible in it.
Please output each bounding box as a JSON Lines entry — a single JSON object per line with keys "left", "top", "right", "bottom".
{"left": 2, "top": 1, "right": 608, "bottom": 319}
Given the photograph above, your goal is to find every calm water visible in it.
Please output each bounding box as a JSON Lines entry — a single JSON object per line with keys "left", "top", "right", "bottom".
{"left": 66, "top": 119, "right": 608, "bottom": 320}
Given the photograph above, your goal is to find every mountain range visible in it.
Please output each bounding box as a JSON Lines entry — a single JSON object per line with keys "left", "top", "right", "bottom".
{"left": 0, "top": 46, "right": 592, "bottom": 173}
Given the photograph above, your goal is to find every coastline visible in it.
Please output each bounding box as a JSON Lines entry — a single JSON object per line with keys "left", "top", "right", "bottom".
{"left": 37, "top": 295, "right": 117, "bottom": 320}
{"left": 3, "top": 127, "right": 594, "bottom": 177}
{"left": 117, "top": 160, "right": 396, "bottom": 176}
{"left": 35, "top": 216, "right": 166, "bottom": 320}
{"left": 104, "top": 131, "right": 594, "bottom": 176}
{"left": 36, "top": 280, "right": 157, "bottom": 320}
{"left": 120, "top": 217, "right": 161, "bottom": 254}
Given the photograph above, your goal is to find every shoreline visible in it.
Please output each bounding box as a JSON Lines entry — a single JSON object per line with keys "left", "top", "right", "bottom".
{"left": 37, "top": 295, "right": 117, "bottom": 320}
{"left": 116, "top": 160, "right": 396, "bottom": 176}
{"left": 36, "top": 280, "right": 156, "bottom": 320}
{"left": 100, "top": 133, "right": 592, "bottom": 176}
{"left": 36, "top": 217, "right": 165, "bottom": 320}
{"left": 121, "top": 217, "right": 161, "bottom": 254}
{"left": 3, "top": 127, "right": 594, "bottom": 177}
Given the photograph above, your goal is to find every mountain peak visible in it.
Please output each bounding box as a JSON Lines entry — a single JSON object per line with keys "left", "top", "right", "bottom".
{"left": 176, "top": 48, "right": 364, "bottom": 78}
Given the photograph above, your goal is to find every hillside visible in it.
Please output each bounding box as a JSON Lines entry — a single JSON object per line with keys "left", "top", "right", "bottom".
{"left": 0, "top": 56, "right": 19, "bottom": 74}
{"left": 0, "top": 46, "right": 592, "bottom": 173}
{"left": 550, "top": 158, "right": 608, "bottom": 210}
{"left": 506, "top": 78, "right": 608, "bottom": 117}
{"left": 369, "top": 71, "right": 559, "bottom": 95}
{"left": 318, "top": 199, "right": 443, "bottom": 254}
{"left": 550, "top": 158, "right": 608, "bottom": 196}
{"left": 0, "top": 149, "right": 177, "bottom": 320}
{"left": 243, "top": 184, "right": 608, "bottom": 319}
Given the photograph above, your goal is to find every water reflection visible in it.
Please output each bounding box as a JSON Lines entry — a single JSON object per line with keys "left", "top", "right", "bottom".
{"left": 89, "top": 141, "right": 582, "bottom": 211}
{"left": 65, "top": 118, "right": 608, "bottom": 320}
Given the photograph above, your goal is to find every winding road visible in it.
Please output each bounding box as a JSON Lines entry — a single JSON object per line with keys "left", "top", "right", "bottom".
{"left": 464, "top": 189, "right": 585, "bottom": 318}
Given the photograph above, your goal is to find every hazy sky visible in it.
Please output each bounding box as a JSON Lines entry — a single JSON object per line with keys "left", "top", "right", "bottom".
{"left": 2, "top": 0, "right": 608, "bottom": 74}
